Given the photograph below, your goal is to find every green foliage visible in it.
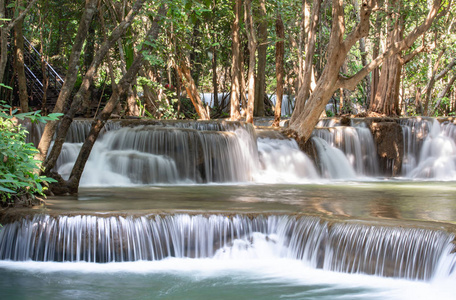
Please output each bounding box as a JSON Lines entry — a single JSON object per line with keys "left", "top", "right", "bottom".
{"left": 0, "top": 103, "right": 62, "bottom": 203}
{"left": 16, "top": 0, "right": 456, "bottom": 119}
{"left": 326, "top": 110, "right": 335, "bottom": 117}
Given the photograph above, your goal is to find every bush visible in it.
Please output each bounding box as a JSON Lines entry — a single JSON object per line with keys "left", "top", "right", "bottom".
{"left": 0, "top": 102, "right": 62, "bottom": 205}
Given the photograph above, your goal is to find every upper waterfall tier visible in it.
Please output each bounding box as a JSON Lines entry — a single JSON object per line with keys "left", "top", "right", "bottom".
{"left": 22, "top": 117, "right": 456, "bottom": 183}
{"left": 51, "top": 120, "right": 324, "bottom": 185}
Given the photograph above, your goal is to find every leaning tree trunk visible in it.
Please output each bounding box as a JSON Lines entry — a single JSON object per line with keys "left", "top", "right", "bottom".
{"left": 273, "top": 13, "right": 285, "bottom": 127}
{"left": 176, "top": 57, "right": 210, "bottom": 120}
{"left": 423, "top": 53, "right": 455, "bottom": 115}
{"left": 432, "top": 73, "right": 456, "bottom": 113}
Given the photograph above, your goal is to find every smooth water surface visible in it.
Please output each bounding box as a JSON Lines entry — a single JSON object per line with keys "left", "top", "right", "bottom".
{"left": 1, "top": 256, "right": 454, "bottom": 300}
{"left": 41, "top": 181, "right": 456, "bottom": 224}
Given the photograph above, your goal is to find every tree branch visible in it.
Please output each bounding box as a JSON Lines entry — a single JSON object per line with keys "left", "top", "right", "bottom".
{"left": 342, "top": 0, "right": 377, "bottom": 51}
{"left": 338, "top": 0, "right": 445, "bottom": 90}
{"left": 399, "top": 42, "right": 427, "bottom": 65}
{"left": 436, "top": 57, "right": 456, "bottom": 81}
{"left": 432, "top": 72, "right": 456, "bottom": 113}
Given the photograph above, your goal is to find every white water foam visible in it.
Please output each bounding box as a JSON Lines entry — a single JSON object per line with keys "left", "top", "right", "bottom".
{"left": 0, "top": 232, "right": 454, "bottom": 300}
{"left": 405, "top": 119, "right": 456, "bottom": 180}
{"left": 254, "top": 138, "right": 319, "bottom": 183}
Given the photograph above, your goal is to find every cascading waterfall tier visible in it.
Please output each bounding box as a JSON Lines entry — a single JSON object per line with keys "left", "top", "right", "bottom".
{"left": 24, "top": 116, "right": 456, "bottom": 181}
{"left": 24, "top": 117, "right": 385, "bottom": 182}
{"left": 51, "top": 119, "right": 325, "bottom": 184}
{"left": 54, "top": 120, "right": 260, "bottom": 185}
{"left": 0, "top": 214, "right": 454, "bottom": 282}
{"left": 401, "top": 118, "right": 456, "bottom": 179}
{"left": 255, "top": 130, "right": 319, "bottom": 182}
{"left": 311, "top": 120, "right": 379, "bottom": 177}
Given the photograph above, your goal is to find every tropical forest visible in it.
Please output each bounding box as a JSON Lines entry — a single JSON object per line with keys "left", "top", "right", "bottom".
{"left": 0, "top": 0, "right": 456, "bottom": 299}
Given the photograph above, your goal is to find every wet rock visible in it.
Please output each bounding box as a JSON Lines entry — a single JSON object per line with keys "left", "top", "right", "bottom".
{"left": 369, "top": 122, "right": 403, "bottom": 176}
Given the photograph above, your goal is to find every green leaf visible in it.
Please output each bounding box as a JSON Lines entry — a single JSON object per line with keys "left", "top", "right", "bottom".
{"left": 0, "top": 186, "right": 16, "bottom": 193}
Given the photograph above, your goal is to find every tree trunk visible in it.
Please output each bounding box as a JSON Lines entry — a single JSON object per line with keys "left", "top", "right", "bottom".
{"left": 81, "top": 20, "right": 96, "bottom": 116}
{"left": 369, "top": 13, "right": 382, "bottom": 108}
{"left": 229, "top": 0, "right": 241, "bottom": 121}
{"left": 39, "top": 6, "right": 49, "bottom": 114}
{"left": 239, "top": 47, "right": 248, "bottom": 113}
{"left": 244, "top": 0, "right": 256, "bottom": 124}
{"left": 291, "top": 0, "right": 322, "bottom": 123}
{"left": 371, "top": 54, "right": 402, "bottom": 115}
{"left": 176, "top": 57, "right": 210, "bottom": 120}
{"left": 370, "top": 5, "right": 430, "bottom": 116}
{"left": 212, "top": 43, "right": 218, "bottom": 108}
{"left": 0, "top": 0, "right": 38, "bottom": 86}
{"left": 273, "top": 13, "right": 285, "bottom": 127}
{"left": 297, "top": 0, "right": 311, "bottom": 91}
{"left": 0, "top": 0, "right": 7, "bottom": 86}
{"left": 415, "top": 87, "right": 422, "bottom": 114}
{"left": 370, "top": 8, "right": 403, "bottom": 116}
{"left": 433, "top": 73, "right": 456, "bottom": 113}
{"left": 254, "top": 0, "right": 267, "bottom": 117}
{"left": 125, "top": 86, "right": 139, "bottom": 116}
{"left": 14, "top": 0, "right": 28, "bottom": 113}
{"left": 352, "top": 0, "right": 370, "bottom": 106}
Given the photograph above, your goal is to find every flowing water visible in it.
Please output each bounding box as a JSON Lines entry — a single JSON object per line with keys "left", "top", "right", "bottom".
{"left": 2, "top": 118, "right": 456, "bottom": 299}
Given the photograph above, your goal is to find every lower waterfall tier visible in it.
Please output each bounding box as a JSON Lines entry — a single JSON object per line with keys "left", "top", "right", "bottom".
{"left": 0, "top": 214, "right": 454, "bottom": 282}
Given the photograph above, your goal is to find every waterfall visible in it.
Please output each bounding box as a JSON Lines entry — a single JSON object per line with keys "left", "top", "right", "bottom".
{"left": 255, "top": 137, "right": 319, "bottom": 182}
{"left": 310, "top": 137, "right": 357, "bottom": 179}
{"left": 312, "top": 122, "right": 379, "bottom": 177}
{"left": 0, "top": 214, "right": 454, "bottom": 281}
{"left": 52, "top": 121, "right": 260, "bottom": 185}
{"left": 20, "top": 117, "right": 386, "bottom": 183}
{"left": 24, "top": 116, "right": 456, "bottom": 182}
{"left": 47, "top": 120, "right": 324, "bottom": 185}
{"left": 401, "top": 118, "right": 456, "bottom": 179}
